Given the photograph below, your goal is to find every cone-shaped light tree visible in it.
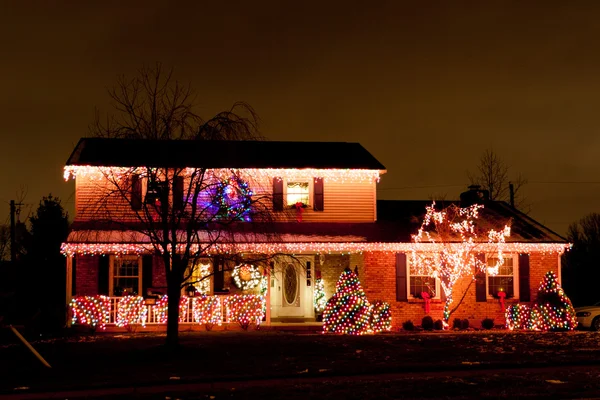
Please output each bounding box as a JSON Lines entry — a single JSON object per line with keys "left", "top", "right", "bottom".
{"left": 529, "top": 271, "right": 577, "bottom": 331}
{"left": 410, "top": 202, "right": 511, "bottom": 325}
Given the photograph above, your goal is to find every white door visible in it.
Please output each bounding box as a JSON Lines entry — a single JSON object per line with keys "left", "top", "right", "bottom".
{"left": 272, "top": 257, "right": 314, "bottom": 318}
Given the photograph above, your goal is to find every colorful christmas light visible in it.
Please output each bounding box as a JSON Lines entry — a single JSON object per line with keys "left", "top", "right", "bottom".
{"left": 232, "top": 264, "right": 262, "bottom": 291}
{"left": 153, "top": 295, "right": 190, "bottom": 323}
{"left": 224, "top": 294, "right": 265, "bottom": 330}
{"left": 61, "top": 241, "right": 571, "bottom": 257}
{"left": 192, "top": 295, "right": 223, "bottom": 328}
{"left": 116, "top": 296, "right": 147, "bottom": 328}
{"left": 409, "top": 202, "right": 511, "bottom": 324}
{"left": 370, "top": 300, "right": 392, "bottom": 333}
{"left": 313, "top": 277, "right": 327, "bottom": 313}
{"left": 323, "top": 268, "right": 373, "bottom": 335}
{"left": 505, "top": 303, "right": 531, "bottom": 330}
{"left": 209, "top": 175, "right": 253, "bottom": 221}
{"left": 194, "top": 263, "right": 211, "bottom": 295}
{"left": 70, "top": 296, "right": 111, "bottom": 329}
{"left": 64, "top": 166, "right": 382, "bottom": 184}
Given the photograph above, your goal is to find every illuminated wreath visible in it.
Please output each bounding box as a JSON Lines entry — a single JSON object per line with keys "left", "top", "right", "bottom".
{"left": 212, "top": 175, "right": 253, "bottom": 221}
{"left": 232, "top": 264, "right": 262, "bottom": 291}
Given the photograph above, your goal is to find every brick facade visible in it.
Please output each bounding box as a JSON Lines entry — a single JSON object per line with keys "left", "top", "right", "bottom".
{"left": 361, "top": 251, "right": 560, "bottom": 329}
{"left": 74, "top": 255, "right": 98, "bottom": 295}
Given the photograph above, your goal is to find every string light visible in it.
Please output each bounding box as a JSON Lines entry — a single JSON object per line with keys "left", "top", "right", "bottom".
{"left": 313, "top": 278, "right": 327, "bottom": 313}
{"left": 61, "top": 241, "right": 570, "bottom": 257}
{"left": 224, "top": 294, "right": 265, "bottom": 330}
{"left": 192, "top": 295, "right": 223, "bottom": 328}
{"left": 409, "top": 202, "right": 511, "bottom": 324}
{"left": 505, "top": 304, "right": 531, "bottom": 330}
{"left": 194, "top": 263, "right": 211, "bottom": 295}
{"left": 64, "top": 166, "right": 383, "bottom": 183}
{"left": 232, "top": 264, "right": 262, "bottom": 291}
{"left": 115, "top": 296, "right": 147, "bottom": 328}
{"left": 153, "top": 295, "right": 190, "bottom": 323}
{"left": 70, "top": 296, "right": 111, "bottom": 329}
{"left": 322, "top": 268, "right": 391, "bottom": 335}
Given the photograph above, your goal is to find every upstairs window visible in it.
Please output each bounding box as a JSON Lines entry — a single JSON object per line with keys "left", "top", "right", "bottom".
{"left": 286, "top": 181, "right": 310, "bottom": 207}
{"left": 487, "top": 256, "right": 515, "bottom": 298}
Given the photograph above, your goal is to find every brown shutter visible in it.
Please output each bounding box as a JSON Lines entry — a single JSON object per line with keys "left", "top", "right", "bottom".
{"left": 518, "top": 254, "right": 530, "bottom": 302}
{"left": 313, "top": 177, "right": 324, "bottom": 211}
{"left": 396, "top": 253, "right": 408, "bottom": 302}
{"left": 142, "top": 255, "right": 153, "bottom": 297}
{"left": 131, "top": 174, "right": 142, "bottom": 210}
{"left": 98, "top": 255, "right": 110, "bottom": 295}
{"left": 273, "top": 177, "right": 284, "bottom": 211}
{"left": 173, "top": 175, "right": 184, "bottom": 211}
{"left": 475, "top": 253, "right": 487, "bottom": 302}
{"left": 213, "top": 256, "right": 225, "bottom": 293}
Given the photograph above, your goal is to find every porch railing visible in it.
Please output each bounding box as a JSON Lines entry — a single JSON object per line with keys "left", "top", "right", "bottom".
{"left": 70, "top": 294, "right": 265, "bottom": 329}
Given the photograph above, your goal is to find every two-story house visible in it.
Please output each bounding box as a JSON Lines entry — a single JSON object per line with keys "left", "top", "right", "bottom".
{"left": 62, "top": 138, "right": 569, "bottom": 330}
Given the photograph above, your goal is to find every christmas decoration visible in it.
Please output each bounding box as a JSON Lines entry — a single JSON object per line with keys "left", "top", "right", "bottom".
{"left": 322, "top": 268, "right": 373, "bottom": 335}
{"left": 505, "top": 271, "right": 577, "bottom": 331}
{"left": 505, "top": 304, "right": 531, "bottom": 330}
{"left": 421, "top": 291, "right": 431, "bottom": 314}
{"left": 294, "top": 201, "right": 306, "bottom": 222}
{"left": 225, "top": 294, "right": 265, "bottom": 330}
{"left": 153, "top": 295, "right": 190, "bottom": 323}
{"left": 194, "top": 262, "right": 211, "bottom": 295}
{"left": 497, "top": 291, "right": 506, "bottom": 311}
{"left": 192, "top": 295, "right": 223, "bottom": 329}
{"left": 529, "top": 271, "right": 577, "bottom": 331}
{"left": 232, "top": 264, "right": 262, "bottom": 291}
{"left": 64, "top": 166, "right": 382, "bottom": 184}
{"left": 314, "top": 277, "right": 327, "bottom": 313}
{"left": 370, "top": 301, "right": 392, "bottom": 333}
{"left": 210, "top": 175, "right": 253, "bottom": 221}
{"left": 70, "top": 296, "right": 111, "bottom": 329}
{"left": 62, "top": 241, "right": 570, "bottom": 257}
{"left": 116, "top": 296, "right": 148, "bottom": 328}
{"left": 410, "top": 202, "right": 511, "bottom": 325}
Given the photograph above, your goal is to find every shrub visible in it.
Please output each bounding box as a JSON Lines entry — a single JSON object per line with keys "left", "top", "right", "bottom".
{"left": 452, "top": 318, "right": 462, "bottom": 330}
{"left": 421, "top": 315, "right": 434, "bottom": 331}
{"left": 461, "top": 319, "right": 470, "bottom": 330}
{"left": 402, "top": 320, "right": 415, "bottom": 331}
{"left": 433, "top": 319, "right": 444, "bottom": 330}
{"left": 481, "top": 318, "right": 495, "bottom": 330}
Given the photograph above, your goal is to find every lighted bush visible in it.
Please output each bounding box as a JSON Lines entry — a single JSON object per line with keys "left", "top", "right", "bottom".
{"left": 225, "top": 294, "right": 265, "bottom": 330}
{"left": 370, "top": 300, "right": 392, "bottom": 333}
{"left": 505, "top": 304, "right": 531, "bottom": 330}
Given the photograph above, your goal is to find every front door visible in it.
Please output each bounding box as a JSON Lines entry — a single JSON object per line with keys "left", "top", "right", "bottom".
{"left": 272, "top": 257, "right": 313, "bottom": 318}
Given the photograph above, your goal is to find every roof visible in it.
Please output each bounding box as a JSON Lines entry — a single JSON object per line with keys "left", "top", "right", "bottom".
{"left": 376, "top": 200, "right": 567, "bottom": 243}
{"left": 68, "top": 200, "right": 566, "bottom": 244}
{"left": 66, "top": 137, "right": 386, "bottom": 170}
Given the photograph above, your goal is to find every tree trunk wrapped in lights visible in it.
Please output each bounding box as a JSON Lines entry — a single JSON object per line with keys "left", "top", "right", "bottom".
{"left": 410, "top": 202, "right": 511, "bottom": 326}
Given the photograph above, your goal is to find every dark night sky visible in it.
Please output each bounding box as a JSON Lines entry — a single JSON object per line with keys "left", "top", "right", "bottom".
{"left": 1, "top": 1, "right": 599, "bottom": 235}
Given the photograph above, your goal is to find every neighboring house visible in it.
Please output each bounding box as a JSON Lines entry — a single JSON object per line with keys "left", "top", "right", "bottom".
{"left": 62, "top": 138, "right": 569, "bottom": 329}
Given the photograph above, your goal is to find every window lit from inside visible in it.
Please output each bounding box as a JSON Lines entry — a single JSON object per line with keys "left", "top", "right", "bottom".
{"left": 287, "top": 181, "right": 309, "bottom": 206}
{"left": 409, "top": 258, "right": 436, "bottom": 298}
{"left": 113, "top": 257, "right": 140, "bottom": 296}
{"left": 488, "top": 257, "right": 514, "bottom": 298}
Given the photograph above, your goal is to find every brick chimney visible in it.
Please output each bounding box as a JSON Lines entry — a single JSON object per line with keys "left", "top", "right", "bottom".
{"left": 459, "top": 185, "right": 490, "bottom": 207}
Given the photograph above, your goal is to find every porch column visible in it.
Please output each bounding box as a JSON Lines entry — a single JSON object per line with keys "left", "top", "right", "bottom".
{"left": 266, "top": 266, "right": 271, "bottom": 326}
{"left": 66, "top": 255, "right": 73, "bottom": 327}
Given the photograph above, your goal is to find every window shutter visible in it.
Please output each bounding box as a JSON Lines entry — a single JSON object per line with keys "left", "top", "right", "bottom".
{"left": 142, "top": 255, "right": 153, "bottom": 297}
{"left": 396, "top": 253, "right": 408, "bottom": 302}
{"left": 313, "top": 177, "right": 324, "bottom": 211}
{"left": 98, "top": 255, "right": 109, "bottom": 295}
{"left": 475, "top": 253, "right": 487, "bottom": 302}
{"left": 72, "top": 256, "right": 77, "bottom": 295}
{"left": 173, "top": 175, "right": 184, "bottom": 211}
{"left": 131, "top": 174, "right": 142, "bottom": 210}
{"left": 213, "top": 256, "right": 225, "bottom": 293}
{"left": 518, "top": 254, "right": 530, "bottom": 302}
{"left": 273, "top": 177, "right": 284, "bottom": 211}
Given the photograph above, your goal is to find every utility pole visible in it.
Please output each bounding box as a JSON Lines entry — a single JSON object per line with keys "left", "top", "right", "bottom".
{"left": 10, "top": 200, "right": 22, "bottom": 263}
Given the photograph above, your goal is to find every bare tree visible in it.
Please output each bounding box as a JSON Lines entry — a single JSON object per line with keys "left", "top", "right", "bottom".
{"left": 0, "top": 225, "right": 10, "bottom": 261}
{"left": 563, "top": 213, "right": 600, "bottom": 306}
{"left": 468, "top": 149, "right": 529, "bottom": 212}
{"left": 86, "top": 64, "right": 279, "bottom": 348}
